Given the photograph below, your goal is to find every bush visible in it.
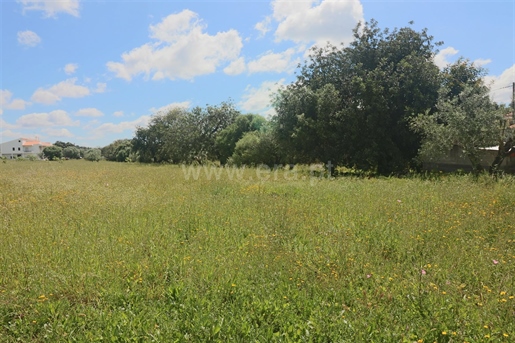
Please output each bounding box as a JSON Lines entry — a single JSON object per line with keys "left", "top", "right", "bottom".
{"left": 231, "top": 131, "right": 281, "bottom": 167}
{"left": 84, "top": 149, "right": 102, "bottom": 162}
{"left": 63, "top": 146, "right": 81, "bottom": 159}
{"left": 43, "top": 146, "right": 63, "bottom": 160}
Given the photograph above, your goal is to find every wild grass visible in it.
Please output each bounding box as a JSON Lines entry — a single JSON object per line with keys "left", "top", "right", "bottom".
{"left": 0, "top": 160, "right": 514, "bottom": 342}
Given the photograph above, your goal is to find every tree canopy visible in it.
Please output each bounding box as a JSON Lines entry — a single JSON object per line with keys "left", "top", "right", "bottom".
{"left": 132, "top": 101, "right": 240, "bottom": 163}
{"left": 43, "top": 146, "right": 63, "bottom": 160}
{"left": 412, "top": 59, "right": 511, "bottom": 174}
{"left": 273, "top": 20, "right": 442, "bottom": 174}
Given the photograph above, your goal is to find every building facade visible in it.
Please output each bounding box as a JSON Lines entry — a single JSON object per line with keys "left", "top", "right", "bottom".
{"left": 0, "top": 138, "right": 52, "bottom": 159}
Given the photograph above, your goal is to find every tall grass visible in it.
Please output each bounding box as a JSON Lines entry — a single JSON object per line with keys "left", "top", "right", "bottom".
{"left": 1, "top": 160, "right": 514, "bottom": 342}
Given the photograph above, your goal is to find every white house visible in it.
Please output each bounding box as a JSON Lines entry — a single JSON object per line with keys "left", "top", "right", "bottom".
{"left": 0, "top": 138, "right": 52, "bottom": 159}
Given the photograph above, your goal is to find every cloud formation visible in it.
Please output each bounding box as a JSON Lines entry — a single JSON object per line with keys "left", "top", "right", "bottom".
{"left": 257, "top": 0, "right": 363, "bottom": 46}
{"left": 0, "top": 119, "right": 18, "bottom": 130}
{"left": 17, "top": 30, "right": 41, "bottom": 47}
{"left": 31, "top": 78, "right": 92, "bottom": 104}
{"left": 255, "top": 16, "right": 272, "bottom": 37}
{"left": 76, "top": 108, "right": 104, "bottom": 117}
{"left": 224, "top": 57, "right": 246, "bottom": 76}
{"left": 42, "top": 128, "right": 74, "bottom": 138}
{"left": 16, "top": 110, "right": 80, "bottom": 127}
{"left": 107, "top": 10, "right": 243, "bottom": 81}
{"left": 149, "top": 101, "right": 191, "bottom": 115}
{"left": 93, "top": 115, "right": 152, "bottom": 135}
{"left": 17, "top": 0, "right": 80, "bottom": 17}
{"left": 64, "top": 63, "right": 78, "bottom": 75}
{"left": 247, "top": 48, "right": 300, "bottom": 74}
{"left": 485, "top": 64, "right": 515, "bottom": 105}
{"left": 434, "top": 47, "right": 459, "bottom": 69}
{"left": 240, "top": 79, "right": 285, "bottom": 116}
{"left": 0, "top": 90, "right": 29, "bottom": 112}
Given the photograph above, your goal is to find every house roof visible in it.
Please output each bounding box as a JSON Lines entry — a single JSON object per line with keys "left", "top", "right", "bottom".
{"left": 21, "top": 138, "right": 52, "bottom": 147}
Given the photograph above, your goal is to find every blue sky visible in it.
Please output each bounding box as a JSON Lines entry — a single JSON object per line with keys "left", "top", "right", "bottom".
{"left": 1, "top": 0, "right": 514, "bottom": 147}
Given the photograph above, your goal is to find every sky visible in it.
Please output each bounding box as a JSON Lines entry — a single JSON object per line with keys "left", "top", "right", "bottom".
{"left": 1, "top": 0, "right": 514, "bottom": 147}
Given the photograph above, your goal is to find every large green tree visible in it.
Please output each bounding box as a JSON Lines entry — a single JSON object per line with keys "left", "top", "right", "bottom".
{"left": 230, "top": 130, "right": 281, "bottom": 167}
{"left": 215, "top": 114, "right": 266, "bottom": 164}
{"left": 411, "top": 60, "right": 511, "bottom": 174}
{"left": 102, "top": 139, "right": 133, "bottom": 162}
{"left": 273, "top": 20, "right": 442, "bottom": 174}
{"left": 132, "top": 101, "right": 240, "bottom": 163}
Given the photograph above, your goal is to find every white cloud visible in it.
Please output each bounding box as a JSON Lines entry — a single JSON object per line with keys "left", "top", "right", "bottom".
{"left": 31, "top": 78, "right": 90, "bottom": 104}
{"left": 224, "top": 57, "right": 246, "bottom": 75}
{"left": 17, "top": 0, "right": 80, "bottom": 17}
{"left": 485, "top": 64, "right": 515, "bottom": 105}
{"left": 8, "top": 98, "right": 29, "bottom": 110}
{"left": 94, "top": 83, "right": 107, "bottom": 93}
{"left": 255, "top": 16, "right": 272, "bottom": 37}
{"left": 473, "top": 58, "right": 492, "bottom": 67}
{"left": 113, "top": 111, "right": 124, "bottom": 117}
{"left": 76, "top": 108, "right": 104, "bottom": 117}
{"left": 247, "top": 48, "right": 299, "bottom": 74}
{"left": 16, "top": 110, "right": 80, "bottom": 127}
{"left": 93, "top": 115, "right": 152, "bottom": 135}
{"left": 240, "top": 79, "right": 285, "bottom": 116}
{"left": 42, "top": 128, "right": 74, "bottom": 138}
{"left": 64, "top": 63, "right": 78, "bottom": 75}
{"left": 149, "top": 101, "right": 191, "bottom": 114}
{"left": 0, "top": 118, "right": 18, "bottom": 130}
{"left": 0, "top": 90, "right": 29, "bottom": 111}
{"left": 0, "top": 129, "right": 26, "bottom": 139}
{"left": 269, "top": 0, "right": 363, "bottom": 46}
{"left": 106, "top": 10, "right": 243, "bottom": 81}
{"left": 17, "top": 30, "right": 41, "bottom": 47}
{"left": 434, "top": 47, "right": 459, "bottom": 69}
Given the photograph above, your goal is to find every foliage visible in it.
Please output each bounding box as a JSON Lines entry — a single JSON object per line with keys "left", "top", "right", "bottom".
{"left": 54, "top": 141, "right": 91, "bottom": 152}
{"left": 273, "top": 20, "right": 441, "bottom": 174}
{"left": 411, "top": 60, "right": 508, "bottom": 174}
{"left": 42, "top": 145, "right": 62, "bottom": 160}
{"left": 215, "top": 114, "right": 266, "bottom": 164}
{"left": 1, "top": 161, "right": 514, "bottom": 341}
{"left": 84, "top": 148, "right": 102, "bottom": 162}
{"left": 132, "top": 101, "right": 240, "bottom": 163}
{"left": 102, "top": 139, "right": 133, "bottom": 162}
{"left": 62, "top": 146, "right": 81, "bottom": 159}
{"left": 230, "top": 130, "right": 281, "bottom": 166}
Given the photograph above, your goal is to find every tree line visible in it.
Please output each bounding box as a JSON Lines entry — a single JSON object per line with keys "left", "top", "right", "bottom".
{"left": 100, "top": 20, "right": 513, "bottom": 175}
{"left": 42, "top": 141, "right": 101, "bottom": 161}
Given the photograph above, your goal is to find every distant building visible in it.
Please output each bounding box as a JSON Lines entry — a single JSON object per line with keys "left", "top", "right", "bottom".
{"left": 0, "top": 138, "right": 52, "bottom": 159}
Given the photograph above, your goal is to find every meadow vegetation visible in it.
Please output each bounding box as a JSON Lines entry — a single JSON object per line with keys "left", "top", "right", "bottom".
{"left": 1, "top": 160, "right": 514, "bottom": 342}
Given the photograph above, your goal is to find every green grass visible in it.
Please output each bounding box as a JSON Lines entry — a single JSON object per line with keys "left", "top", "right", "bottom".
{"left": 1, "top": 160, "right": 514, "bottom": 342}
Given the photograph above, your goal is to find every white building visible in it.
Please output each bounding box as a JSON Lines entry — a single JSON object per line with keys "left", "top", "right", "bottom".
{"left": 0, "top": 138, "right": 52, "bottom": 159}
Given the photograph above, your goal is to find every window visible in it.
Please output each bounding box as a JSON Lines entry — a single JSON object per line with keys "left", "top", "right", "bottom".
{"left": 12, "top": 147, "right": 15, "bottom": 151}
{"left": 18, "top": 147, "right": 21, "bottom": 151}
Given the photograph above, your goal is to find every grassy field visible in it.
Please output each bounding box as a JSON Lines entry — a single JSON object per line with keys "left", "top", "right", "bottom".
{"left": 1, "top": 160, "right": 514, "bottom": 342}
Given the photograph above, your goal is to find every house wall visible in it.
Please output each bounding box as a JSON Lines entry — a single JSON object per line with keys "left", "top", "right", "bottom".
{"left": 1, "top": 138, "right": 51, "bottom": 159}
{"left": 0, "top": 139, "right": 24, "bottom": 159}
